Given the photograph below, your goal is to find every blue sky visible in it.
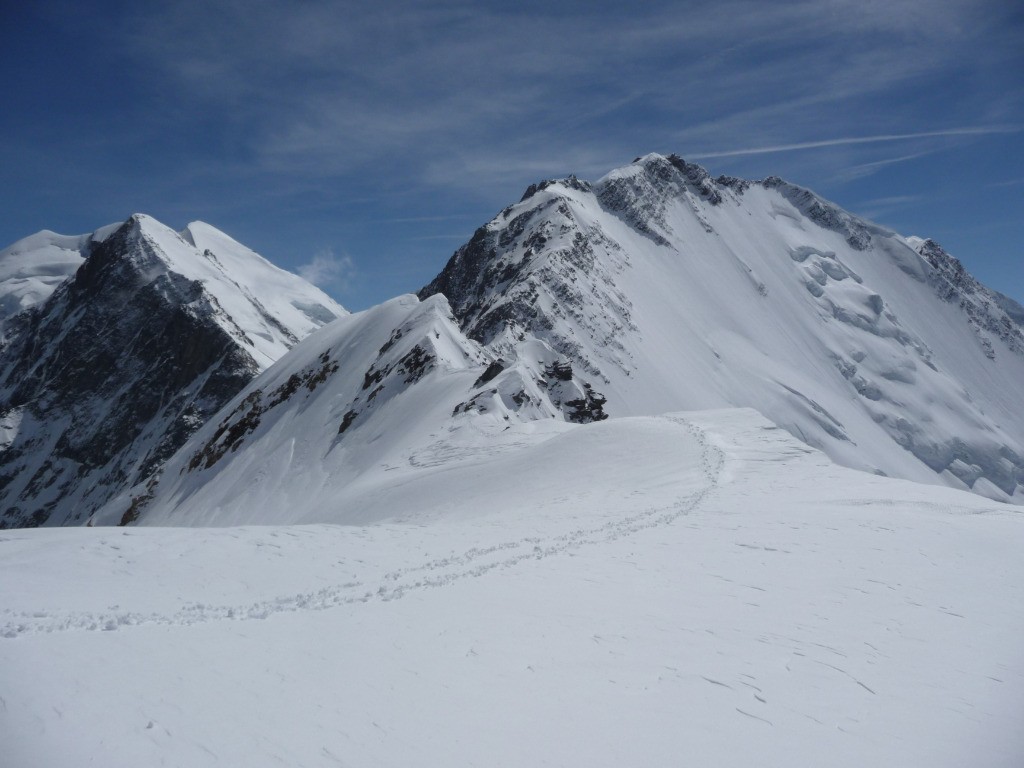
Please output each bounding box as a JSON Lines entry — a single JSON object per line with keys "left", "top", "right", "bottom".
{"left": 2, "top": 0, "right": 1022, "bottom": 309}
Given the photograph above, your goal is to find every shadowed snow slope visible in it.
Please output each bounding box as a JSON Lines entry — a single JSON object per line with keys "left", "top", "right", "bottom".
{"left": 3, "top": 409, "right": 1022, "bottom": 767}
{"left": 423, "top": 154, "right": 1024, "bottom": 501}
{"left": 0, "top": 215, "right": 345, "bottom": 527}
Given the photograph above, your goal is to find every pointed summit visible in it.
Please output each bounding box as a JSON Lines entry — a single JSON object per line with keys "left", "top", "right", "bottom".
{"left": 0, "top": 214, "right": 345, "bottom": 527}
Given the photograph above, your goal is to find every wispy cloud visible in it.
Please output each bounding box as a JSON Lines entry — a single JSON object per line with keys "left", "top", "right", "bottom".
{"left": 859, "top": 194, "right": 925, "bottom": 208}
{"left": 855, "top": 194, "right": 927, "bottom": 222}
{"left": 111, "top": 0, "right": 1022, "bottom": 196}
{"left": 689, "top": 127, "right": 1021, "bottom": 160}
{"left": 372, "top": 214, "right": 476, "bottom": 224}
{"left": 833, "top": 151, "right": 935, "bottom": 182}
{"left": 297, "top": 248, "right": 355, "bottom": 290}
{"left": 408, "top": 234, "right": 472, "bottom": 242}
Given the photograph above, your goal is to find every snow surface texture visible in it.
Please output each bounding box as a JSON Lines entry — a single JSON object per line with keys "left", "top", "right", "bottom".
{"left": 422, "top": 154, "right": 1024, "bottom": 502}
{"left": 0, "top": 215, "right": 345, "bottom": 527}
{"left": 4, "top": 410, "right": 1023, "bottom": 766}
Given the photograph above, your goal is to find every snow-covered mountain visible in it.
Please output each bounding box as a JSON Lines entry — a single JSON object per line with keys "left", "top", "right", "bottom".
{"left": 0, "top": 214, "right": 345, "bottom": 527}
{"left": 93, "top": 292, "right": 604, "bottom": 526}
{"left": 9, "top": 154, "right": 1024, "bottom": 529}
{"left": 421, "top": 154, "right": 1024, "bottom": 502}
{"left": 4, "top": 161, "right": 1024, "bottom": 766}
{"left": 94, "top": 155, "right": 1023, "bottom": 527}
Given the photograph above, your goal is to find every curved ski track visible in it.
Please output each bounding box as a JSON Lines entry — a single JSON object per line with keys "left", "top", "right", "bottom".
{"left": 1, "top": 418, "right": 723, "bottom": 639}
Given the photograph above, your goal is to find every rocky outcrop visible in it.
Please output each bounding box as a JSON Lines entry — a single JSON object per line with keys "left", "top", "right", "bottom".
{"left": 914, "top": 237, "right": 1024, "bottom": 358}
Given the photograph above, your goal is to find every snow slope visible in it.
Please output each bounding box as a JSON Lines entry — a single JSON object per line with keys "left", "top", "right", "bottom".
{"left": 0, "top": 215, "right": 346, "bottom": 527}
{"left": 175, "top": 218, "right": 346, "bottom": 367}
{"left": 422, "top": 154, "right": 1024, "bottom": 501}
{"left": 4, "top": 409, "right": 1022, "bottom": 767}
{"left": 94, "top": 293, "right": 601, "bottom": 526}
{"left": 0, "top": 227, "right": 113, "bottom": 322}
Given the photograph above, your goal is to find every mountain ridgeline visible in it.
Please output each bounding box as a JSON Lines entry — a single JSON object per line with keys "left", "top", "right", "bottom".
{"left": 3, "top": 154, "right": 1023, "bottom": 527}
{"left": 0, "top": 215, "right": 345, "bottom": 527}
{"left": 419, "top": 154, "right": 1024, "bottom": 501}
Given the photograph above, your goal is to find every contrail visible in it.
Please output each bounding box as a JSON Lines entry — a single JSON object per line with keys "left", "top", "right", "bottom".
{"left": 689, "top": 126, "right": 1021, "bottom": 159}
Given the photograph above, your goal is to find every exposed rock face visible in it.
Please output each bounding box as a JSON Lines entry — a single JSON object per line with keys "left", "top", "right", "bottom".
{"left": 419, "top": 168, "right": 640, "bottom": 383}
{"left": 0, "top": 215, "right": 344, "bottom": 527}
{"left": 913, "top": 237, "right": 1024, "bottom": 358}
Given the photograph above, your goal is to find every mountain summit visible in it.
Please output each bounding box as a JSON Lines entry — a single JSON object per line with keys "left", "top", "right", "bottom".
{"left": 90, "top": 155, "right": 1023, "bottom": 527}
{"left": 421, "top": 153, "right": 1024, "bottom": 502}
{"left": 0, "top": 214, "right": 344, "bottom": 527}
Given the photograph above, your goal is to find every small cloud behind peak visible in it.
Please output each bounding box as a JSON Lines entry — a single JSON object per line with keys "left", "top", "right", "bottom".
{"left": 297, "top": 248, "right": 355, "bottom": 291}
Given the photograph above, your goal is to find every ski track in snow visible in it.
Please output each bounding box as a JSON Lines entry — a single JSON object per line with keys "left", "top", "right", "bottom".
{"left": 1, "top": 418, "right": 723, "bottom": 639}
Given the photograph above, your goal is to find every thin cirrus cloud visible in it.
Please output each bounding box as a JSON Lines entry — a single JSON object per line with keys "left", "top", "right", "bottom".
{"left": 112, "top": 0, "right": 1020, "bottom": 190}
{"left": 2, "top": 1, "right": 1021, "bottom": 307}
{"left": 689, "top": 127, "right": 1023, "bottom": 161}
{"left": 833, "top": 151, "right": 937, "bottom": 183}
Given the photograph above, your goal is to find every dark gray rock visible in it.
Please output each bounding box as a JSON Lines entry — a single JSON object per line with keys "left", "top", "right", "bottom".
{"left": 1, "top": 220, "right": 259, "bottom": 527}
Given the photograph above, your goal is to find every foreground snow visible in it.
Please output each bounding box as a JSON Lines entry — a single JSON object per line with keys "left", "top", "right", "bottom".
{"left": 2, "top": 409, "right": 1022, "bottom": 766}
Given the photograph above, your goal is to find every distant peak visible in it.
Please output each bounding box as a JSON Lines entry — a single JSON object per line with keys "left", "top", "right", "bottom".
{"left": 126, "top": 212, "right": 164, "bottom": 231}
{"left": 182, "top": 220, "right": 234, "bottom": 241}
{"left": 116, "top": 213, "right": 185, "bottom": 244}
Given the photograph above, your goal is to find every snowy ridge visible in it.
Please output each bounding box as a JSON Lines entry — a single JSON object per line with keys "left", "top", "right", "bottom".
{"left": 96, "top": 293, "right": 605, "bottom": 526}
{"left": 101, "top": 154, "right": 1024, "bottom": 525}
{"left": 423, "top": 153, "right": 1024, "bottom": 501}
{"left": 0, "top": 215, "right": 345, "bottom": 527}
{"left": 113, "top": 215, "right": 345, "bottom": 367}
{"left": 4, "top": 154, "right": 1023, "bottom": 527}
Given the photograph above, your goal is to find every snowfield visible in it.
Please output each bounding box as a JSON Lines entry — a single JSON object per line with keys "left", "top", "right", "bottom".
{"left": 3, "top": 409, "right": 1022, "bottom": 767}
